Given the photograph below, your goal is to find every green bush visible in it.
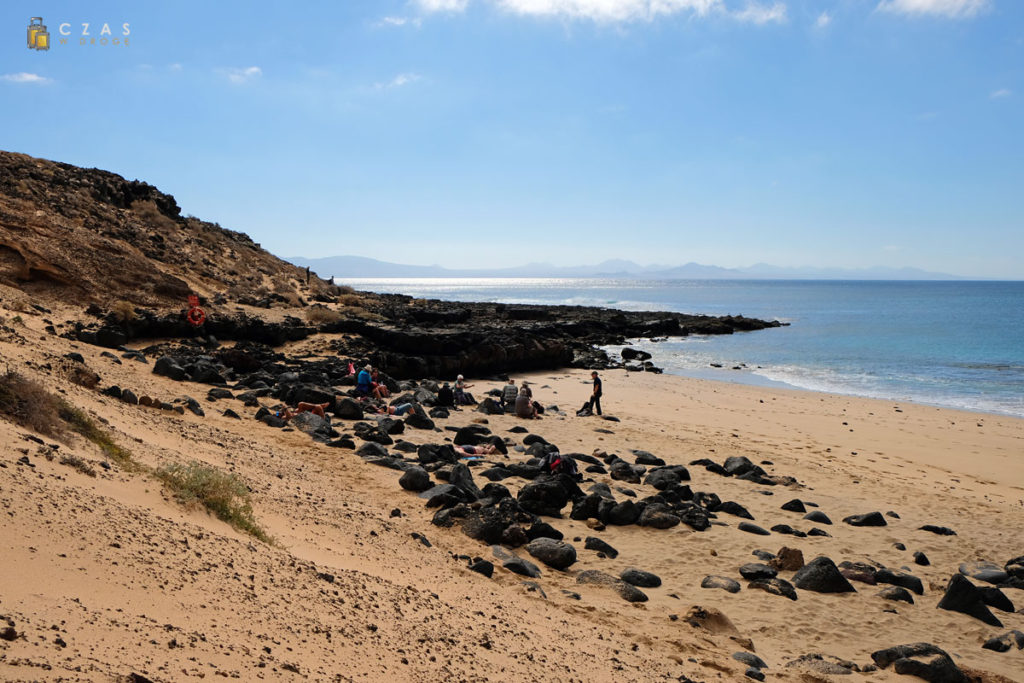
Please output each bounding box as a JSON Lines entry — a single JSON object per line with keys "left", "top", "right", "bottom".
{"left": 156, "top": 462, "right": 271, "bottom": 543}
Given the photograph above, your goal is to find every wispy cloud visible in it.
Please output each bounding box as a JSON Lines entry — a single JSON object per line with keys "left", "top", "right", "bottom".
{"left": 731, "top": 1, "right": 786, "bottom": 24}
{"left": 376, "top": 15, "right": 424, "bottom": 27}
{"left": 815, "top": 11, "right": 831, "bottom": 28}
{"left": 876, "top": 0, "right": 989, "bottom": 19}
{"left": 410, "top": 0, "right": 787, "bottom": 24}
{"left": 1, "top": 72, "right": 53, "bottom": 85}
{"left": 220, "top": 66, "right": 262, "bottom": 84}
{"left": 990, "top": 88, "right": 1011, "bottom": 99}
{"left": 375, "top": 72, "right": 422, "bottom": 89}
{"left": 414, "top": 0, "right": 470, "bottom": 11}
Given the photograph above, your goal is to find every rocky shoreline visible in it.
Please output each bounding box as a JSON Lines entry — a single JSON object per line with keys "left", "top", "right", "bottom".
{"left": 71, "top": 295, "right": 786, "bottom": 380}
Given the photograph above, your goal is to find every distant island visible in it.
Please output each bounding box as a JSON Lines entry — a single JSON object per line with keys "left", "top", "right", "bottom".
{"left": 286, "top": 255, "right": 971, "bottom": 281}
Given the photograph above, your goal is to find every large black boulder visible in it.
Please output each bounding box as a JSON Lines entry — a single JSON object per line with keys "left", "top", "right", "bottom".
{"left": 399, "top": 467, "right": 432, "bottom": 492}
{"left": 153, "top": 356, "right": 187, "bottom": 381}
{"left": 517, "top": 477, "right": 572, "bottom": 517}
{"left": 937, "top": 574, "right": 1002, "bottom": 627}
{"left": 525, "top": 538, "right": 577, "bottom": 570}
{"left": 792, "top": 556, "right": 857, "bottom": 593}
{"left": 620, "top": 568, "right": 661, "bottom": 588}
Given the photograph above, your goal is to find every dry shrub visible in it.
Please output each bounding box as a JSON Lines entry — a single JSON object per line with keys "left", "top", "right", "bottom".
{"left": 111, "top": 300, "right": 136, "bottom": 324}
{"left": 334, "top": 284, "right": 356, "bottom": 295}
{"left": 58, "top": 403, "right": 140, "bottom": 471}
{"left": 61, "top": 360, "right": 100, "bottom": 390}
{"left": 0, "top": 369, "right": 65, "bottom": 437}
{"left": 280, "top": 291, "right": 303, "bottom": 307}
{"left": 60, "top": 453, "right": 97, "bottom": 477}
{"left": 156, "top": 462, "right": 270, "bottom": 543}
{"left": 305, "top": 306, "right": 342, "bottom": 324}
{"left": 337, "top": 294, "right": 363, "bottom": 307}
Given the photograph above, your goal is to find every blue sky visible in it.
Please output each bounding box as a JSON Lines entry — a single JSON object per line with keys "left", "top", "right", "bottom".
{"left": 2, "top": 0, "right": 1021, "bottom": 277}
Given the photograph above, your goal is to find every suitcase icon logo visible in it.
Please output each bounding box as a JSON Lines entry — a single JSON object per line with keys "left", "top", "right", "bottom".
{"left": 28, "top": 17, "right": 50, "bottom": 51}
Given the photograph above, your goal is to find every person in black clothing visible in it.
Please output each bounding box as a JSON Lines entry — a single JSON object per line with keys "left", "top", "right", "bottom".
{"left": 588, "top": 371, "right": 602, "bottom": 415}
{"left": 436, "top": 382, "right": 456, "bottom": 408}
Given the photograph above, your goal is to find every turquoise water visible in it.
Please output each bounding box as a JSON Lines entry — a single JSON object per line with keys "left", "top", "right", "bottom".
{"left": 336, "top": 278, "right": 1024, "bottom": 418}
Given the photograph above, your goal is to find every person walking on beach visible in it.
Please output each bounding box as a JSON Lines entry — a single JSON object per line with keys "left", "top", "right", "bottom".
{"left": 588, "top": 371, "right": 603, "bottom": 416}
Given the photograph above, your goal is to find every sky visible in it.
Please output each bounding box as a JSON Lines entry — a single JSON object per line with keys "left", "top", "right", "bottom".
{"left": 1, "top": 0, "right": 1022, "bottom": 278}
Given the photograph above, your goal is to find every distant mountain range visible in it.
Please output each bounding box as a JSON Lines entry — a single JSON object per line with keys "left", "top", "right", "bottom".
{"left": 286, "top": 255, "right": 971, "bottom": 281}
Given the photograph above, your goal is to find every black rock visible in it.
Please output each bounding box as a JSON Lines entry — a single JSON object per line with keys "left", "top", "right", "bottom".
{"left": 153, "top": 356, "right": 187, "bottom": 381}
{"left": 718, "top": 501, "right": 753, "bottom": 520}
{"left": 913, "top": 551, "right": 930, "bottom": 566}
{"left": 780, "top": 498, "right": 807, "bottom": 513}
{"left": 733, "top": 652, "right": 767, "bottom": 670}
{"left": 958, "top": 561, "right": 1009, "bottom": 585}
{"left": 602, "top": 500, "right": 641, "bottom": 526}
{"left": 701, "top": 575, "right": 741, "bottom": 593}
{"left": 843, "top": 511, "right": 887, "bottom": 527}
{"left": 876, "top": 568, "right": 924, "bottom": 595}
{"left": 449, "top": 462, "right": 483, "bottom": 499}
{"left": 644, "top": 468, "right": 681, "bottom": 490}
{"left": 978, "top": 586, "right": 1015, "bottom": 613}
{"left": 584, "top": 536, "right": 618, "bottom": 558}
{"left": 871, "top": 642, "right": 950, "bottom": 669}
{"left": 428, "top": 406, "right": 450, "bottom": 419}
{"left": 518, "top": 477, "right": 572, "bottom": 517}
{"left": 770, "top": 524, "right": 806, "bottom": 537}
{"left": 632, "top": 450, "right": 665, "bottom": 466}
{"left": 739, "top": 563, "right": 777, "bottom": 581}
{"left": 520, "top": 522, "right": 559, "bottom": 542}
{"left": 792, "top": 556, "right": 857, "bottom": 593}
{"left": 417, "top": 443, "right": 457, "bottom": 465}
{"left": 454, "top": 424, "right": 492, "bottom": 446}
{"left": 919, "top": 524, "right": 956, "bottom": 536}
{"left": 576, "top": 569, "right": 648, "bottom": 603}
{"left": 222, "top": 408, "right": 241, "bottom": 419}
{"left": 803, "top": 510, "right": 832, "bottom": 525}
{"left": 748, "top": 577, "right": 797, "bottom": 601}
{"left": 468, "top": 559, "right": 494, "bottom": 578}
{"left": 893, "top": 654, "right": 968, "bottom": 683}
{"left": 744, "top": 667, "right": 765, "bottom": 681}
{"left": 355, "top": 441, "right": 389, "bottom": 458}
{"left": 503, "top": 557, "right": 542, "bottom": 578}
{"left": 525, "top": 538, "right": 577, "bottom": 570}
{"left": 609, "top": 459, "right": 641, "bottom": 483}
{"left": 723, "top": 455, "right": 760, "bottom": 477}
{"left": 327, "top": 436, "right": 355, "bottom": 449}
{"left": 501, "top": 525, "right": 528, "bottom": 547}
{"left": 877, "top": 586, "right": 915, "bottom": 604}
{"left": 399, "top": 467, "right": 432, "bottom": 492}
{"left": 936, "top": 574, "right": 1002, "bottom": 627}
{"left": 738, "top": 522, "right": 771, "bottom": 536}
{"left": 637, "top": 504, "right": 681, "bottom": 529}
{"left": 807, "top": 528, "right": 831, "bottom": 537}
{"left": 620, "top": 568, "right": 661, "bottom": 588}
{"left": 982, "top": 630, "right": 1024, "bottom": 653}
{"left": 839, "top": 561, "right": 878, "bottom": 585}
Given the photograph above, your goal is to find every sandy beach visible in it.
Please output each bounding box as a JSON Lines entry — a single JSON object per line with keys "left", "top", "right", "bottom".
{"left": 1, "top": 298, "right": 1022, "bottom": 682}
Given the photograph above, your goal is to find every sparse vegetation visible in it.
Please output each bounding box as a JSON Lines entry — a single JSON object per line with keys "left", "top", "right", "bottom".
{"left": 111, "top": 300, "right": 136, "bottom": 324}
{"left": 0, "top": 369, "right": 66, "bottom": 438}
{"left": 60, "top": 453, "right": 97, "bottom": 477}
{"left": 334, "top": 284, "right": 356, "bottom": 295}
{"left": 58, "top": 403, "right": 141, "bottom": 472}
{"left": 305, "top": 306, "right": 343, "bottom": 325}
{"left": 337, "top": 294, "right": 363, "bottom": 307}
{"left": 156, "top": 462, "right": 271, "bottom": 543}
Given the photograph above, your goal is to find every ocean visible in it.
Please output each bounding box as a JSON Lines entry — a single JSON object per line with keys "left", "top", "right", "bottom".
{"left": 334, "top": 278, "right": 1024, "bottom": 419}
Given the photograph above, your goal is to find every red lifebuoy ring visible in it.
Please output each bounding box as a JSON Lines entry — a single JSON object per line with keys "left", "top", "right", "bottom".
{"left": 186, "top": 307, "right": 206, "bottom": 326}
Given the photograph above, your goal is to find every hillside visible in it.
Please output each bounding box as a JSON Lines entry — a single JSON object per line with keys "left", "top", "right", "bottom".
{"left": 0, "top": 150, "right": 334, "bottom": 308}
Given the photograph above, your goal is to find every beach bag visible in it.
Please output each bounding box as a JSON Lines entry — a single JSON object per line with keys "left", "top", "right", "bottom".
{"left": 576, "top": 402, "right": 592, "bottom": 417}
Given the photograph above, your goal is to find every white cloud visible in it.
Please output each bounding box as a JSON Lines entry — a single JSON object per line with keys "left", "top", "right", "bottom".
{"left": 990, "top": 88, "right": 1011, "bottom": 99}
{"left": 731, "top": 1, "right": 786, "bottom": 24}
{"left": 375, "top": 72, "right": 422, "bottom": 89}
{"left": 815, "top": 11, "right": 831, "bottom": 28}
{"left": 876, "top": 0, "right": 989, "bottom": 19}
{"left": 168, "top": 63, "right": 183, "bottom": 72}
{"left": 221, "top": 66, "right": 262, "bottom": 84}
{"left": 414, "top": 0, "right": 470, "bottom": 11}
{"left": 489, "top": 0, "right": 723, "bottom": 21}
{"left": 1, "top": 72, "right": 52, "bottom": 84}
{"left": 410, "top": 0, "right": 790, "bottom": 24}
{"left": 377, "top": 15, "right": 424, "bottom": 27}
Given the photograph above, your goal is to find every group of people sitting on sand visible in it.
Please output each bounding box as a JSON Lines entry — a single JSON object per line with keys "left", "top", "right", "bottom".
{"left": 273, "top": 368, "right": 604, "bottom": 425}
